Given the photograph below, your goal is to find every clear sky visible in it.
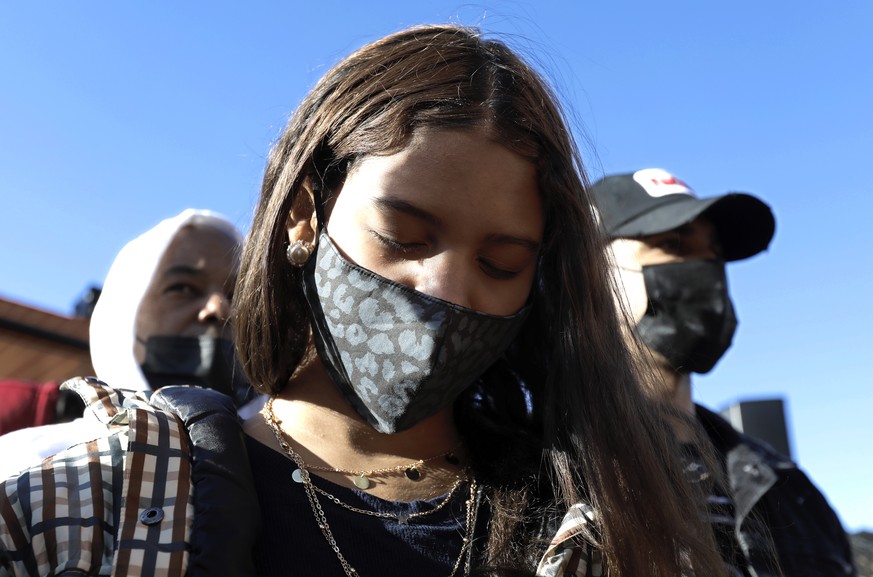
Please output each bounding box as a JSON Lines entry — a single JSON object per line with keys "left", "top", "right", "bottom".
{"left": 1, "top": 1, "right": 870, "bottom": 531}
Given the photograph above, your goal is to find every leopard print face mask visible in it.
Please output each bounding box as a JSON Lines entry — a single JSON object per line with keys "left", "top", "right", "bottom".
{"left": 301, "top": 232, "right": 530, "bottom": 433}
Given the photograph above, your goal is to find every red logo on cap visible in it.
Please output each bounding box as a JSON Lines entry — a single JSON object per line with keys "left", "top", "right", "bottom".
{"left": 649, "top": 175, "right": 688, "bottom": 188}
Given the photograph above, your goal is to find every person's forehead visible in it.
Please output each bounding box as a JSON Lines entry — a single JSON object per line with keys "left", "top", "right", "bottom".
{"left": 640, "top": 214, "right": 719, "bottom": 243}
{"left": 157, "top": 225, "right": 240, "bottom": 272}
{"left": 630, "top": 215, "right": 723, "bottom": 266}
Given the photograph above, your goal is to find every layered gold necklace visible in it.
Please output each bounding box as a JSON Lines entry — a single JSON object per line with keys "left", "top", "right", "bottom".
{"left": 304, "top": 442, "right": 462, "bottom": 490}
{"left": 263, "top": 398, "right": 478, "bottom": 577}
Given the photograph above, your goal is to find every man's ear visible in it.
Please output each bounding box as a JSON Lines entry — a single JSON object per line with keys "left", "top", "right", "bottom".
{"left": 286, "top": 177, "right": 319, "bottom": 246}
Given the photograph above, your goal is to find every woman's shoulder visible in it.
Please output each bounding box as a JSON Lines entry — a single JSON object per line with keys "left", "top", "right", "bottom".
{"left": 57, "top": 376, "right": 244, "bottom": 428}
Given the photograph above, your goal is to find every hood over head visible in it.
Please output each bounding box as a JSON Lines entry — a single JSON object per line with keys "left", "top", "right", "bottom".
{"left": 89, "top": 209, "right": 243, "bottom": 392}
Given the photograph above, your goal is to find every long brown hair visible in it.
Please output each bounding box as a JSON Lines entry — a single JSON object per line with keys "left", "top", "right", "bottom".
{"left": 235, "top": 25, "right": 726, "bottom": 576}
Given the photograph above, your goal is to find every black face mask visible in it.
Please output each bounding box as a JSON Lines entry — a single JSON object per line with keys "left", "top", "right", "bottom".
{"left": 138, "top": 335, "right": 256, "bottom": 408}
{"left": 636, "top": 259, "right": 738, "bottom": 374}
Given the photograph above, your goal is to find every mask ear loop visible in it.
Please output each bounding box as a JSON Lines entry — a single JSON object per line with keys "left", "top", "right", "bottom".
{"left": 310, "top": 174, "right": 329, "bottom": 239}
{"left": 296, "top": 173, "right": 364, "bottom": 420}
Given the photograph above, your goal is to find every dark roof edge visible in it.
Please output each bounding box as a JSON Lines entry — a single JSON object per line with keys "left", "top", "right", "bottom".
{"left": 0, "top": 317, "right": 90, "bottom": 351}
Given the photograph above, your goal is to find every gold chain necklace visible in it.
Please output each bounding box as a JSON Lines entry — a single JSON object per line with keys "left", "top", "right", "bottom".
{"left": 306, "top": 443, "right": 463, "bottom": 490}
{"left": 264, "top": 398, "right": 461, "bottom": 490}
{"left": 309, "top": 475, "right": 467, "bottom": 525}
{"left": 264, "top": 398, "right": 477, "bottom": 576}
{"left": 264, "top": 398, "right": 466, "bottom": 523}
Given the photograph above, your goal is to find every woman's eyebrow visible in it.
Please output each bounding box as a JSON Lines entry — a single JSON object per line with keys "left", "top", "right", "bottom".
{"left": 484, "top": 233, "right": 540, "bottom": 252}
{"left": 371, "top": 196, "right": 442, "bottom": 227}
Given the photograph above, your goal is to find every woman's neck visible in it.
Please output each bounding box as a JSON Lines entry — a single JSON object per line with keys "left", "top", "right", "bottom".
{"left": 244, "top": 355, "right": 467, "bottom": 501}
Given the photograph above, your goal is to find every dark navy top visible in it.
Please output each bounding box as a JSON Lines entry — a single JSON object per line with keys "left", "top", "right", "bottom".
{"left": 246, "top": 435, "right": 474, "bottom": 577}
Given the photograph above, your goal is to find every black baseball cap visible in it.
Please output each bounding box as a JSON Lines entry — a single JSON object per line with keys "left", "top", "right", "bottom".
{"left": 590, "top": 168, "right": 776, "bottom": 262}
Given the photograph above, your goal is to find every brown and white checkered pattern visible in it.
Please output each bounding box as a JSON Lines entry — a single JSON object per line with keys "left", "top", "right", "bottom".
{"left": 1, "top": 378, "right": 193, "bottom": 577}
{"left": 536, "top": 503, "right": 601, "bottom": 577}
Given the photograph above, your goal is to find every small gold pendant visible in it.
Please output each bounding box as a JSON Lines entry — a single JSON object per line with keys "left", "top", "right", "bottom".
{"left": 353, "top": 474, "right": 371, "bottom": 490}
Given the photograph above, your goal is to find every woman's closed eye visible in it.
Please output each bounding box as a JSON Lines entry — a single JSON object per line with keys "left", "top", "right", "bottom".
{"left": 478, "top": 259, "right": 523, "bottom": 280}
{"left": 369, "top": 230, "right": 428, "bottom": 256}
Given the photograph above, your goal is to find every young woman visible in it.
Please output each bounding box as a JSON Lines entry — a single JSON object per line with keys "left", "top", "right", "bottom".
{"left": 234, "top": 24, "right": 725, "bottom": 577}
{"left": 0, "top": 25, "right": 726, "bottom": 577}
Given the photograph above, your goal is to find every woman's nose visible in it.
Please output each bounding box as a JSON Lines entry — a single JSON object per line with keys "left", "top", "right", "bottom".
{"left": 414, "top": 254, "right": 474, "bottom": 310}
{"left": 198, "top": 291, "right": 232, "bottom": 324}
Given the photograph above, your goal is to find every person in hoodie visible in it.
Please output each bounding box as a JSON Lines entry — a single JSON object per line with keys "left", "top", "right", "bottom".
{"left": 0, "top": 209, "right": 259, "bottom": 479}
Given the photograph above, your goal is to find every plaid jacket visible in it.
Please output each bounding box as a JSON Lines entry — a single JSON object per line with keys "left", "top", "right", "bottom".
{"left": 1, "top": 378, "right": 598, "bottom": 577}
{"left": 1, "top": 378, "right": 195, "bottom": 576}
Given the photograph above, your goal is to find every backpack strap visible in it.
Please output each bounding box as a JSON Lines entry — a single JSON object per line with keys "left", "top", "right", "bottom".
{"left": 150, "top": 385, "right": 261, "bottom": 577}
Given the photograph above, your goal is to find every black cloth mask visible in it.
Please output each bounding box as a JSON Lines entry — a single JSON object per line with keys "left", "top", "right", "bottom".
{"left": 636, "top": 259, "right": 738, "bottom": 374}
{"left": 301, "top": 232, "right": 531, "bottom": 434}
{"left": 138, "top": 335, "right": 256, "bottom": 408}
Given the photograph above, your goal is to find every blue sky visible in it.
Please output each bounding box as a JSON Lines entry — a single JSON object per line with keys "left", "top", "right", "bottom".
{"left": 1, "top": 2, "right": 870, "bottom": 531}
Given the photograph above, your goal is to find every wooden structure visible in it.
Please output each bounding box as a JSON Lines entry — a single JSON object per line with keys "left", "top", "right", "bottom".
{"left": 0, "top": 295, "right": 94, "bottom": 383}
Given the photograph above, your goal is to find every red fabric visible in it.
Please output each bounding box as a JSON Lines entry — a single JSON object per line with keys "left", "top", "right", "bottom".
{"left": 0, "top": 380, "right": 61, "bottom": 435}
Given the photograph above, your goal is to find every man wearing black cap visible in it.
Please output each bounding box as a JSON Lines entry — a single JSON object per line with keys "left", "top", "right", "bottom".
{"left": 591, "top": 168, "right": 856, "bottom": 577}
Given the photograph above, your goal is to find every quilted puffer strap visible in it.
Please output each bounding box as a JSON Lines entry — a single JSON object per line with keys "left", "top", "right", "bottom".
{"left": 150, "top": 385, "right": 260, "bottom": 577}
